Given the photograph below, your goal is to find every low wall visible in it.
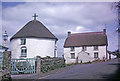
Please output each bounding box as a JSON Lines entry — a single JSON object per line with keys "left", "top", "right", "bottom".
{"left": 36, "top": 56, "right": 66, "bottom": 73}
{"left": 0, "top": 70, "right": 2, "bottom": 81}
{"left": 2, "top": 51, "right": 11, "bottom": 80}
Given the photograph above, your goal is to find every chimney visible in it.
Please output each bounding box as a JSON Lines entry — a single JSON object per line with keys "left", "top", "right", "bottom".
{"left": 68, "top": 31, "right": 71, "bottom": 36}
{"left": 103, "top": 29, "right": 106, "bottom": 34}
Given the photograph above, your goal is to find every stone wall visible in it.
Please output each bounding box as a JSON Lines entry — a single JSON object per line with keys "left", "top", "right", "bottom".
{"left": 36, "top": 56, "right": 66, "bottom": 73}
{"left": 2, "top": 51, "right": 11, "bottom": 80}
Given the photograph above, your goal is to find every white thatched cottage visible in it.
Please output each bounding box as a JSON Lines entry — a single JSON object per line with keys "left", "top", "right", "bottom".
{"left": 10, "top": 14, "right": 58, "bottom": 59}
{"left": 64, "top": 29, "right": 108, "bottom": 64}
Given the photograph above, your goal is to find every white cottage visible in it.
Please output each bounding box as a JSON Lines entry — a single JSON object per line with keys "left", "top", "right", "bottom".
{"left": 10, "top": 14, "right": 58, "bottom": 59}
{"left": 64, "top": 29, "right": 108, "bottom": 64}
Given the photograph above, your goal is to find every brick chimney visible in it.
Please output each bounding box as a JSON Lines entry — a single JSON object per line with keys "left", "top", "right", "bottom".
{"left": 68, "top": 31, "right": 71, "bottom": 36}
{"left": 103, "top": 29, "right": 106, "bottom": 34}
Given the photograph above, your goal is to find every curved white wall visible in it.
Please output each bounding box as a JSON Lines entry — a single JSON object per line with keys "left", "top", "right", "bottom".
{"left": 11, "top": 38, "right": 56, "bottom": 59}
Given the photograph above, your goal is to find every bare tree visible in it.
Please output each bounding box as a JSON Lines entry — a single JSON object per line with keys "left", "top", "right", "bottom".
{"left": 113, "top": 2, "right": 120, "bottom": 54}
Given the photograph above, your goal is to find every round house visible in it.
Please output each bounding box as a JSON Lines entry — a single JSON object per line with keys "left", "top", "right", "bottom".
{"left": 10, "top": 15, "right": 58, "bottom": 59}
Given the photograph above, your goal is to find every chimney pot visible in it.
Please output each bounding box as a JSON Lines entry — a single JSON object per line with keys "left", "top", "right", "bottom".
{"left": 68, "top": 31, "right": 71, "bottom": 36}
{"left": 103, "top": 29, "right": 106, "bottom": 33}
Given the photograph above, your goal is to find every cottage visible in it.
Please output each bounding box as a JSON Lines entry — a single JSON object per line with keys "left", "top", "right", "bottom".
{"left": 64, "top": 29, "right": 108, "bottom": 64}
{"left": 10, "top": 14, "right": 58, "bottom": 59}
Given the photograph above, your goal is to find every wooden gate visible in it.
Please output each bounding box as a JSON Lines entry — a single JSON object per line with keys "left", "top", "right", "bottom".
{"left": 11, "top": 58, "right": 36, "bottom": 74}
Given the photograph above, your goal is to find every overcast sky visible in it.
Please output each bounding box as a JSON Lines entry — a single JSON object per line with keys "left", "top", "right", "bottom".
{"left": 1, "top": 2, "right": 118, "bottom": 57}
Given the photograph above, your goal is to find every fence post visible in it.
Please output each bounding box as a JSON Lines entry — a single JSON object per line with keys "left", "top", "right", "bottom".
{"left": 36, "top": 56, "right": 41, "bottom": 74}
{"left": 3, "top": 51, "right": 11, "bottom": 80}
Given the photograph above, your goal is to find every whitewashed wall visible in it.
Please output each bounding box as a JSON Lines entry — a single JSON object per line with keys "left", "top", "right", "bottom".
{"left": 107, "top": 52, "right": 117, "bottom": 59}
{"left": 64, "top": 46, "right": 107, "bottom": 64}
{"left": 11, "top": 38, "right": 56, "bottom": 59}
{"left": 78, "top": 51, "right": 91, "bottom": 63}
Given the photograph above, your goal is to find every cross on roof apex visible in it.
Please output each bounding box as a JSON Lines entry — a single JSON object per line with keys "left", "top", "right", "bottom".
{"left": 32, "top": 13, "right": 38, "bottom": 20}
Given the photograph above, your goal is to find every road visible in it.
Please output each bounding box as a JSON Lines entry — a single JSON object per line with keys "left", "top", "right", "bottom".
{"left": 12, "top": 58, "right": 120, "bottom": 79}
{"left": 44, "top": 59, "right": 120, "bottom": 79}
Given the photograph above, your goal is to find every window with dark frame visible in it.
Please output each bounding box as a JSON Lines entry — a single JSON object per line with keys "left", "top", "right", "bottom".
{"left": 70, "top": 47, "right": 75, "bottom": 51}
{"left": 94, "top": 46, "right": 98, "bottom": 50}
{"left": 94, "top": 52, "right": 98, "bottom": 58}
{"left": 82, "top": 46, "right": 87, "bottom": 51}
{"left": 71, "top": 53, "right": 75, "bottom": 59}
{"left": 21, "top": 47, "right": 27, "bottom": 57}
{"left": 20, "top": 38, "right": 26, "bottom": 45}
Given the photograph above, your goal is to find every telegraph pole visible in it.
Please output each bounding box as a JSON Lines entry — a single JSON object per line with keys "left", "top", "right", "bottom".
{"left": 3, "top": 31, "right": 8, "bottom": 47}
{"left": 116, "top": 2, "right": 120, "bottom": 54}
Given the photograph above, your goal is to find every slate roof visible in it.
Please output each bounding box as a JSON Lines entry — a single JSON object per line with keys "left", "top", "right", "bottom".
{"left": 64, "top": 32, "right": 108, "bottom": 47}
{"left": 10, "top": 20, "right": 58, "bottom": 41}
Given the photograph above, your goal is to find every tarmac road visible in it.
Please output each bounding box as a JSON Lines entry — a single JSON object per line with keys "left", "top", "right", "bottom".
{"left": 43, "top": 58, "right": 120, "bottom": 79}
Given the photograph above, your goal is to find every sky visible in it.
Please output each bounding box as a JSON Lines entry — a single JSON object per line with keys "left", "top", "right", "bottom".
{"left": 1, "top": 2, "right": 118, "bottom": 57}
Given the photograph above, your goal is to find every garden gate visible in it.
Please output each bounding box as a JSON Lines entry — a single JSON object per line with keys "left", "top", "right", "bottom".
{"left": 11, "top": 58, "right": 36, "bottom": 74}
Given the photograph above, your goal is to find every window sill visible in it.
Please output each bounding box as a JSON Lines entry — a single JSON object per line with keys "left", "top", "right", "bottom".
{"left": 20, "top": 44, "right": 26, "bottom": 45}
{"left": 20, "top": 55, "right": 27, "bottom": 57}
{"left": 93, "top": 50, "right": 99, "bottom": 51}
{"left": 71, "top": 58, "right": 75, "bottom": 59}
{"left": 70, "top": 51, "right": 75, "bottom": 53}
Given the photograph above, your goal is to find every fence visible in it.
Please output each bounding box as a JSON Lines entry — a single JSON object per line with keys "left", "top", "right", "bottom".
{"left": 11, "top": 58, "right": 36, "bottom": 74}
{"left": 36, "top": 56, "right": 66, "bottom": 73}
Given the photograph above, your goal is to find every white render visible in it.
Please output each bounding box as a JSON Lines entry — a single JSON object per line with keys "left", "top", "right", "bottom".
{"left": 77, "top": 51, "right": 91, "bottom": 63}
{"left": 11, "top": 38, "right": 57, "bottom": 59}
{"left": 107, "top": 52, "right": 117, "bottom": 59}
{"left": 64, "top": 46, "right": 107, "bottom": 64}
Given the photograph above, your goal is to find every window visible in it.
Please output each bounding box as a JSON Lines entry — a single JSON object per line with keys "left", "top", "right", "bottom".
{"left": 94, "top": 52, "right": 98, "bottom": 58}
{"left": 21, "top": 47, "right": 27, "bottom": 57}
{"left": 82, "top": 46, "right": 87, "bottom": 51}
{"left": 20, "top": 38, "right": 26, "bottom": 45}
{"left": 94, "top": 46, "right": 98, "bottom": 50}
{"left": 70, "top": 47, "right": 75, "bottom": 51}
{"left": 71, "top": 53, "right": 75, "bottom": 59}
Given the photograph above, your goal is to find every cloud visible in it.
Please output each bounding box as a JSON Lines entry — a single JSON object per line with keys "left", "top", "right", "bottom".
{"left": 76, "top": 26, "right": 91, "bottom": 33}
{"left": 2, "top": 2, "right": 118, "bottom": 56}
{"left": 95, "top": 25, "right": 106, "bottom": 31}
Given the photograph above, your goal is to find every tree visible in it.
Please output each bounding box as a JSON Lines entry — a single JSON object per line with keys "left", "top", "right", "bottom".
{"left": 112, "top": 49, "right": 120, "bottom": 58}
{"left": 113, "top": 2, "right": 120, "bottom": 54}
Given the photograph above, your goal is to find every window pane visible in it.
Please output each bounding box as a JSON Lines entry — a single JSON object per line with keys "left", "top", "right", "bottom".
{"left": 21, "top": 49, "right": 23, "bottom": 53}
{"left": 23, "top": 39, "right": 26, "bottom": 44}
{"left": 21, "top": 47, "right": 27, "bottom": 57}
{"left": 21, "top": 38, "right": 26, "bottom": 45}
{"left": 71, "top": 53, "right": 75, "bottom": 59}
{"left": 94, "top": 52, "right": 98, "bottom": 58}
{"left": 25, "top": 49, "right": 27, "bottom": 53}
{"left": 94, "top": 46, "right": 98, "bottom": 50}
{"left": 70, "top": 47, "right": 75, "bottom": 51}
{"left": 82, "top": 46, "right": 87, "bottom": 51}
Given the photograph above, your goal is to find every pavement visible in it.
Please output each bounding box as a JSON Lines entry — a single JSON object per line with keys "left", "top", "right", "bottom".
{"left": 11, "top": 58, "right": 120, "bottom": 79}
